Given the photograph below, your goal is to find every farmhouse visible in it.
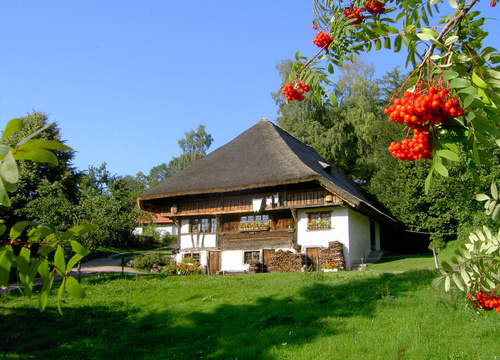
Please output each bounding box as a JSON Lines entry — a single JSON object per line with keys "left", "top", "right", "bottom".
{"left": 137, "top": 118, "right": 400, "bottom": 273}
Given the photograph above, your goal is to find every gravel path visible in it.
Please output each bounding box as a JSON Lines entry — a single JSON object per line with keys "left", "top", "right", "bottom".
{"left": 0, "top": 254, "right": 144, "bottom": 294}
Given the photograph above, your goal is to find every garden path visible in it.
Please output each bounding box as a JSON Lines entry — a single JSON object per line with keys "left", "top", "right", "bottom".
{"left": 0, "top": 253, "right": 143, "bottom": 294}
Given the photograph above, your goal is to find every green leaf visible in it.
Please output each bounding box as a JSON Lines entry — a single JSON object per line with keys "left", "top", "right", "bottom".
{"left": 492, "top": 204, "right": 500, "bottom": 220}
{"left": 491, "top": 183, "right": 498, "bottom": 200}
{"left": 13, "top": 149, "right": 58, "bottom": 166}
{"left": 444, "top": 35, "right": 459, "bottom": 47}
{"left": 66, "top": 253, "right": 84, "bottom": 272}
{"left": 0, "top": 151, "right": 18, "bottom": 184}
{"left": 17, "top": 139, "right": 72, "bottom": 152}
{"left": 424, "top": 171, "right": 433, "bottom": 194}
{"left": 472, "top": 70, "right": 487, "bottom": 89}
{"left": 65, "top": 276, "right": 85, "bottom": 298}
{"left": 417, "top": 33, "right": 436, "bottom": 41}
{"left": 0, "top": 145, "right": 11, "bottom": 155}
{"left": 57, "top": 278, "right": 65, "bottom": 315}
{"left": 449, "top": 78, "right": 471, "bottom": 89}
{"left": 1, "top": 119, "right": 23, "bottom": 140}
{"left": 60, "top": 223, "right": 97, "bottom": 240}
{"left": 0, "top": 245, "right": 14, "bottom": 288}
{"left": 475, "top": 194, "right": 490, "bottom": 201}
{"left": 10, "top": 221, "right": 37, "bottom": 241}
{"left": 452, "top": 272, "right": 464, "bottom": 291}
{"left": 437, "top": 149, "right": 459, "bottom": 162}
{"left": 70, "top": 240, "right": 90, "bottom": 257}
{"left": 39, "top": 271, "right": 54, "bottom": 312}
{"left": 442, "top": 70, "right": 459, "bottom": 81}
{"left": 384, "top": 37, "right": 391, "bottom": 49}
{"left": 448, "top": 0, "right": 458, "bottom": 8}
{"left": 54, "top": 245, "right": 66, "bottom": 277}
{"left": 394, "top": 35, "right": 402, "bottom": 52}
{"left": 444, "top": 275, "right": 451, "bottom": 292}
{"left": 0, "top": 178, "right": 11, "bottom": 207}
{"left": 434, "top": 162, "right": 449, "bottom": 177}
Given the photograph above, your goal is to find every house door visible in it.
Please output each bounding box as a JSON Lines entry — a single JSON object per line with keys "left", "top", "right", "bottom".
{"left": 209, "top": 251, "right": 220, "bottom": 275}
{"left": 306, "top": 247, "right": 320, "bottom": 271}
{"left": 263, "top": 249, "right": 275, "bottom": 273}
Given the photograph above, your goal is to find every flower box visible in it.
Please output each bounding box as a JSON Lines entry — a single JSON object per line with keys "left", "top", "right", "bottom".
{"left": 322, "top": 268, "right": 338, "bottom": 273}
{"left": 239, "top": 226, "right": 270, "bottom": 232}
{"left": 307, "top": 225, "right": 331, "bottom": 230}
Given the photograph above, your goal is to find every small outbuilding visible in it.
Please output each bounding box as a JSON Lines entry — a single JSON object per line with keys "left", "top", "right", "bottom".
{"left": 137, "top": 118, "right": 400, "bottom": 272}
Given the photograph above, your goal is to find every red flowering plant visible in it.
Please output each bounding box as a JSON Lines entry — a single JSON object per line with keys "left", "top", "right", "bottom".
{"left": 321, "top": 260, "right": 340, "bottom": 269}
{"left": 308, "top": 218, "right": 331, "bottom": 229}
{"left": 238, "top": 221, "right": 269, "bottom": 231}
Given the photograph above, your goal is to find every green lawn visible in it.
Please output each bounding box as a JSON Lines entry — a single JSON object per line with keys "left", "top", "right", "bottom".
{"left": 1, "top": 243, "right": 499, "bottom": 359}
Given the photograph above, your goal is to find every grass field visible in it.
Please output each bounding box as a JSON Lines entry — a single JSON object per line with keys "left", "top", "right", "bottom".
{"left": 1, "top": 243, "right": 499, "bottom": 359}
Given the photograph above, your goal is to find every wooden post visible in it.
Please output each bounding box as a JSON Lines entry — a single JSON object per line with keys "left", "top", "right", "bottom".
{"left": 77, "top": 262, "right": 81, "bottom": 283}
{"left": 433, "top": 247, "right": 440, "bottom": 269}
{"left": 121, "top": 256, "right": 125, "bottom": 275}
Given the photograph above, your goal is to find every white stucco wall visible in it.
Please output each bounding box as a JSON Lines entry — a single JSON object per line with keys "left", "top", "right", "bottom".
{"left": 132, "top": 223, "right": 177, "bottom": 237}
{"left": 297, "top": 206, "right": 349, "bottom": 250}
{"left": 220, "top": 250, "right": 251, "bottom": 272}
{"left": 346, "top": 208, "right": 372, "bottom": 269}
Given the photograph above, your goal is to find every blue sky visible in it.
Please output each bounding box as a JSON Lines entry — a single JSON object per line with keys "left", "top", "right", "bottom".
{"left": 1, "top": 1, "right": 498, "bottom": 177}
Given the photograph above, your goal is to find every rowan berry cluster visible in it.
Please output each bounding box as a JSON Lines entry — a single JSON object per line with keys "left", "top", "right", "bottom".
{"left": 313, "top": 31, "right": 333, "bottom": 49}
{"left": 384, "top": 84, "right": 463, "bottom": 160}
{"left": 384, "top": 86, "right": 463, "bottom": 132}
{"left": 490, "top": 1, "right": 497, "bottom": 7}
{"left": 468, "top": 291, "right": 500, "bottom": 312}
{"left": 343, "top": 8, "right": 365, "bottom": 24}
{"left": 388, "top": 131, "right": 431, "bottom": 161}
{"left": 282, "top": 81, "right": 310, "bottom": 101}
{"left": 365, "top": 0, "right": 386, "bottom": 14}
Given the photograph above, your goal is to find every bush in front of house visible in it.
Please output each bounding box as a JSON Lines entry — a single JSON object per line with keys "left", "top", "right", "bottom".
{"left": 129, "top": 252, "right": 174, "bottom": 271}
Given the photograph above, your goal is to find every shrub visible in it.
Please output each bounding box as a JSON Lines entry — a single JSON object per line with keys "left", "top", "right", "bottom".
{"left": 130, "top": 252, "right": 173, "bottom": 271}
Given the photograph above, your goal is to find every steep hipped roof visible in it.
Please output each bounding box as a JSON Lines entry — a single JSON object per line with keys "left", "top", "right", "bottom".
{"left": 138, "top": 118, "right": 397, "bottom": 223}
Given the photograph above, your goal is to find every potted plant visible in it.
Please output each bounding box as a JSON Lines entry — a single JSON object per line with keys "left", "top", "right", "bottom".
{"left": 321, "top": 260, "right": 340, "bottom": 272}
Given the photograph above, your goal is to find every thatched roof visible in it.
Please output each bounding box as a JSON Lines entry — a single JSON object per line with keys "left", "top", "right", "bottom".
{"left": 138, "top": 118, "right": 397, "bottom": 223}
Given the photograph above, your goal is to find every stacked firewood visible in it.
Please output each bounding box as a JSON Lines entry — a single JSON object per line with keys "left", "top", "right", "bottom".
{"left": 247, "top": 260, "right": 264, "bottom": 273}
{"left": 267, "top": 250, "right": 304, "bottom": 273}
{"left": 318, "top": 241, "right": 346, "bottom": 270}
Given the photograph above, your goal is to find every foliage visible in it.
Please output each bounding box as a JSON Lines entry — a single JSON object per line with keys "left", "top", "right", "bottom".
{"left": 0, "top": 112, "right": 80, "bottom": 233}
{"left": 129, "top": 252, "right": 173, "bottom": 271}
{"left": 135, "top": 124, "right": 214, "bottom": 190}
{"left": 433, "top": 183, "right": 500, "bottom": 308}
{"left": 0, "top": 118, "right": 94, "bottom": 314}
{"left": 285, "top": 0, "right": 500, "bottom": 303}
{"left": 288, "top": 0, "right": 500, "bottom": 192}
{"left": 76, "top": 163, "right": 137, "bottom": 250}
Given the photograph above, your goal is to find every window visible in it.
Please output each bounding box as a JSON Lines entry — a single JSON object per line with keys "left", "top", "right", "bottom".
{"left": 190, "top": 218, "right": 217, "bottom": 233}
{"left": 244, "top": 251, "right": 260, "bottom": 264}
{"left": 239, "top": 215, "right": 270, "bottom": 230}
{"left": 307, "top": 212, "right": 331, "bottom": 230}
{"left": 183, "top": 253, "right": 201, "bottom": 262}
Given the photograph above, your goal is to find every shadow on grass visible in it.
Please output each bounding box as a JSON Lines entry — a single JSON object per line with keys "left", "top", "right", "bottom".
{"left": 0, "top": 270, "right": 437, "bottom": 360}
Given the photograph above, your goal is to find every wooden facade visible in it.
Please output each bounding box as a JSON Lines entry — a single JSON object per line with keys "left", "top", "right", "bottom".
{"left": 161, "top": 188, "right": 343, "bottom": 218}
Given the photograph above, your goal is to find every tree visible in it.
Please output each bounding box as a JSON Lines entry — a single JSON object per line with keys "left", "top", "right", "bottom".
{"left": 138, "top": 124, "right": 214, "bottom": 190}
{"left": 0, "top": 112, "right": 80, "bottom": 234}
{"left": 76, "top": 164, "right": 137, "bottom": 250}
{"left": 285, "top": 0, "right": 500, "bottom": 309}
